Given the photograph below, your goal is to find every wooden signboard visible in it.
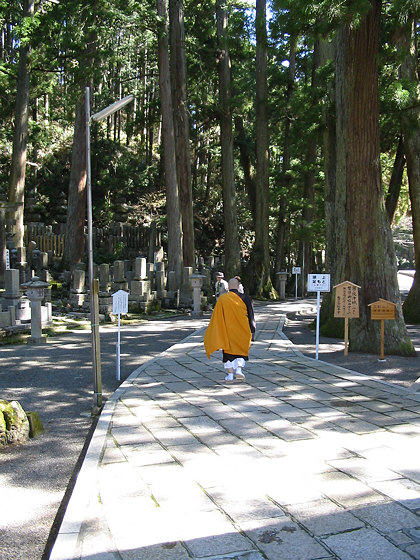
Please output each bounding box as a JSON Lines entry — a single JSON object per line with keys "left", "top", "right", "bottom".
{"left": 369, "top": 299, "right": 396, "bottom": 320}
{"left": 334, "top": 281, "right": 360, "bottom": 319}
{"left": 333, "top": 281, "right": 360, "bottom": 356}
{"left": 368, "top": 299, "right": 396, "bottom": 360}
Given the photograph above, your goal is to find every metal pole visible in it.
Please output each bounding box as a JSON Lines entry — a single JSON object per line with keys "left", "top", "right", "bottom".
{"left": 315, "top": 291, "right": 320, "bottom": 360}
{"left": 302, "top": 242, "right": 305, "bottom": 297}
{"left": 116, "top": 312, "right": 121, "bottom": 381}
{"left": 86, "top": 86, "right": 102, "bottom": 412}
{"left": 0, "top": 207, "right": 6, "bottom": 289}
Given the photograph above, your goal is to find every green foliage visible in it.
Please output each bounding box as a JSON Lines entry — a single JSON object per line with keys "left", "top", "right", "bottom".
{"left": 0, "top": 0, "right": 418, "bottom": 301}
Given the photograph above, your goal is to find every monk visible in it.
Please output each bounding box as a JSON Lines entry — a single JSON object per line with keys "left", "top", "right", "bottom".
{"left": 204, "top": 277, "right": 256, "bottom": 382}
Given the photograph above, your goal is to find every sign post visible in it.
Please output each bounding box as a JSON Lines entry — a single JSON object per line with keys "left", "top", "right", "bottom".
{"left": 292, "top": 267, "right": 301, "bottom": 299}
{"left": 308, "top": 274, "right": 331, "bottom": 359}
{"left": 368, "top": 299, "right": 396, "bottom": 361}
{"left": 112, "top": 290, "right": 129, "bottom": 380}
{"left": 333, "top": 281, "right": 360, "bottom": 356}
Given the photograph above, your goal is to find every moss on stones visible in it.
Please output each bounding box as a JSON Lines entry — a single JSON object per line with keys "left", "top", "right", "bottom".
{"left": 0, "top": 399, "right": 30, "bottom": 446}
{"left": 0, "top": 410, "right": 6, "bottom": 447}
{"left": 26, "top": 411, "right": 44, "bottom": 438}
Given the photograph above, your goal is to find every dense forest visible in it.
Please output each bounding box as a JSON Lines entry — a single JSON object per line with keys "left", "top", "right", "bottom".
{"left": 2, "top": 0, "right": 420, "bottom": 353}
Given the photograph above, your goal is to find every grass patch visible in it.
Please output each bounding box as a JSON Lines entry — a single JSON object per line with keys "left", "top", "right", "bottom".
{"left": 43, "top": 317, "right": 91, "bottom": 337}
{"left": 0, "top": 333, "right": 30, "bottom": 346}
{"left": 0, "top": 307, "right": 190, "bottom": 344}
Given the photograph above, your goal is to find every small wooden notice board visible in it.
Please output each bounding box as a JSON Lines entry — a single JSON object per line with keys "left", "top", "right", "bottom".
{"left": 333, "top": 281, "right": 360, "bottom": 356}
{"left": 369, "top": 299, "right": 396, "bottom": 320}
{"left": 368, "top": 298, "right": 396, "bottom": 360}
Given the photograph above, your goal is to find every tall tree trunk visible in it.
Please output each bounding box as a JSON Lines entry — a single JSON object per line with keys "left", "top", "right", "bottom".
{"left": 63, "top": 99, "right": 87, "bottom": 269}
{"left": 301, "top": 40, "right": 320, "bottom": 281}
{"left": 275, "top": 37, "right": 296, "bottom": 276}
{"left": 156, "top": 0, "right": 183, "bottom": 287}
{"left": 385, "top": 135, "right": 405, "bottom": 224}
{"left": 147, "top": 69, "right": 156, "bottom": 168}
{"left": 169, "top": 0, "right": 194, "bottom": 268}
{"left": 63, "top": 18, "right": 97, "bottom": 271}
{"left": 216, "top": 0, "right": 241, "bottom": 279}
{"left": 8, "top": 0, "right": 34, "bottom": 248}
{"left": 323, "top": 1, "right": 414, "bottom": 355}
{"left": 319, "top": 38, "right": 339, "bottom": 329}
{"left": 399, "top": 14, "right": 420, "bottom": 323}
{"left": 235, "top": 115, "right": 256, "bottom": 228}
{"left": 249, "top": 0, "right": 275, "bottom": 298}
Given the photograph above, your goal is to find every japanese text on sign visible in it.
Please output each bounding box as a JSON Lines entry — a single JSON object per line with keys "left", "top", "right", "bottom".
{"left": 308, "top": 274, "right": 330, "bottom": 293}
{"left": 112, "top": 290, "right": 128, "bottom": 314}
{"left": 334, "top": 282, "right": 359, "bottom": 318}
{"left": 369, "top": 299, "right": 396, "bottom": 321}
{"left": 292, "top": 267, "right": 301, "bottom": 275}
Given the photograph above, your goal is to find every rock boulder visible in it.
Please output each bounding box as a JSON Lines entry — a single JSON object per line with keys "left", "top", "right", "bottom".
{"left": 0, "top": 399, "right": 30, "bottom": 447}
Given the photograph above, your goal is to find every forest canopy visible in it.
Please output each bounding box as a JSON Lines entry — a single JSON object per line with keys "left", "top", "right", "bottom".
{"left": 2, "top": 1, "right": 419, "bottom": 306}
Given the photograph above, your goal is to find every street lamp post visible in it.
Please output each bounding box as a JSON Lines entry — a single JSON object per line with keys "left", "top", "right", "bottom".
{"left": 85, "top": 87, "right": 134, "bottom": 414}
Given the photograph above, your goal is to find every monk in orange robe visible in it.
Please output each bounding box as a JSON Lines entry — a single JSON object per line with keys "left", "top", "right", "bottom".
{"left": 204, "top": 277, "right": 256, "bottom": 382}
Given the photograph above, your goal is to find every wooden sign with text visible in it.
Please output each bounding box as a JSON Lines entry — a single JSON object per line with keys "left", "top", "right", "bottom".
{"left": 368, "top": 298, "right": 396, "bottom": 360}
{"left": 334, "top": 281, "right": 360, "bottom": 319}
{"left": 369, "top": 299, "right": 396, "bottom": 321}
{"left": 333, "top": 281, "right": 361, "bottom": 357}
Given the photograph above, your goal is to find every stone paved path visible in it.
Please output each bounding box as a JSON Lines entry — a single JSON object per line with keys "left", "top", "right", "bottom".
{"left": 51, "top": 303, "right": 420, "bottom": 560}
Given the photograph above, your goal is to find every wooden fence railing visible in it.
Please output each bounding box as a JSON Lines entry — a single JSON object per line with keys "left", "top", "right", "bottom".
{"left": 24, "top": 223, "right": 161, "bottom": 260}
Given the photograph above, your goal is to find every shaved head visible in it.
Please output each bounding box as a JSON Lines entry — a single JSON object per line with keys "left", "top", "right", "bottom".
{"left": 228, "top": 277, "right": 240, "bottom": 290}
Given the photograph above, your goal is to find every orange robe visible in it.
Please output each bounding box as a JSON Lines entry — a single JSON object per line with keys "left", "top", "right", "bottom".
{"left": 204, "top": 291, "right": 252, "bottom": 359}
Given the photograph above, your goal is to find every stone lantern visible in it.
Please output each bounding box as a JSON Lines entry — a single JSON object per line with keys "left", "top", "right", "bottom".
{"left": 276, "top": 271, "right": 289, "bottom": 300}
{"left": 190, "top": 274, "right": 206, "bottom": 317}
{"left": 21, "top": 276, "right": 50, "bottom": 344}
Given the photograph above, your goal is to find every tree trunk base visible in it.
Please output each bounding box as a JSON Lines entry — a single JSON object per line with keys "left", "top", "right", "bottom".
{"left": 245, "top": 258, "right": 277, "bottom": 299}
{"left": 403, "top": 275, "right": 420, "bottom": 324}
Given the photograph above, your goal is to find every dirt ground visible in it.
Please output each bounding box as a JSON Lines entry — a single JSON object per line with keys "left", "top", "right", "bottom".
{"left": 283, "top": 305, "right": 420, "bottom": 390}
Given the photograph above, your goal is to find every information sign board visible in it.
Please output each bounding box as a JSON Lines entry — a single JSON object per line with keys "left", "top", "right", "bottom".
{"left": 307, "top": 273, "right": 331, "bottom": 360}
{"left": 368, "top": 298, "right": 396, "bottom": 360}
{"left": 112, "top": 289, "right": 128, "bottom": 315}
{"left": 369, "top": 299, "right": 396, "bottom": 320}
{"left": 308, "top": 273, "right": 330, "bottom": 293}
{"left": 292, "top": 266, "right": 301, "bottom": 275}
{"left": 334, "top": 281, "right": 360, "bottom": 318}
{"left": 112, "top": 290, "right": 128, "bottom": 381}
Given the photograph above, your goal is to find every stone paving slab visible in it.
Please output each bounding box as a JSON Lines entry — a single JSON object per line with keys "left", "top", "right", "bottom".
{"left": 50, "top": 305, "right": 420, "bottom": 560}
